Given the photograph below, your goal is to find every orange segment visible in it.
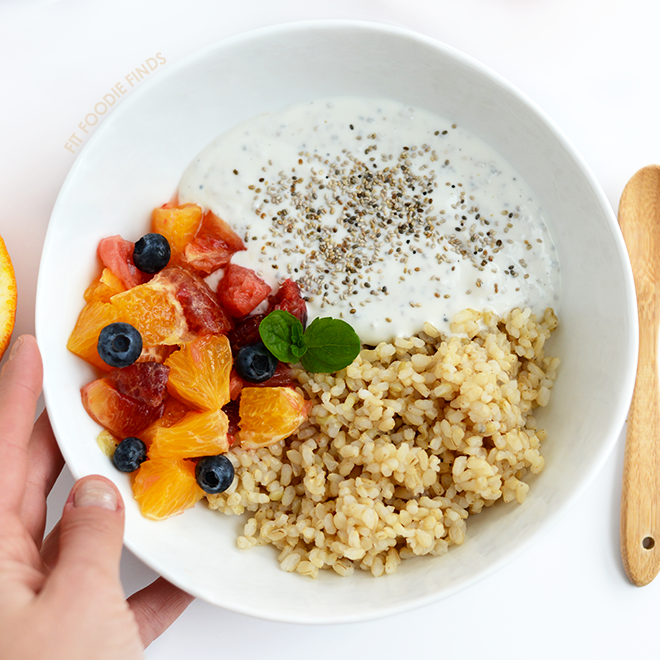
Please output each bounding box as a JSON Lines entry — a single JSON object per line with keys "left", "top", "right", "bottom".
{"left": 69, "top": 270, "right": 190, "bottom": 369}
{"left": 84, "top": 268, "right": 126, "bottom": 304}
{"left": 110, "top": 273, "right": 189, "bottom": 346}
{"left": 151, "top": 203, "right": 203, "bottom": 258}
{"left": 165, "top": 334, "right": 232, "bottom": 410}
{"left": 238, "top": 387, "right": 310, "bottom": 449}
{"left": 67, "top": 301, "right": 120, "bottom": 370}
{"left": 133, "top": 457, "right": 204, "bottom": 520}
{"left": 0, "top": 234, "right": 17, "bottom": 361}
{"left": 149, "top": 409, "right": 229, "bottom": 459}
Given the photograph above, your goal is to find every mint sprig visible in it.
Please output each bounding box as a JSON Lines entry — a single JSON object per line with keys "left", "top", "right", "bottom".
{"left": 259, "top": 311, "right": 360, "bottom": 373}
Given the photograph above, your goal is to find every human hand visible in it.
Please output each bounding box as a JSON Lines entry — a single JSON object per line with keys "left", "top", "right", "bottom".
{"left": 0, "top": 335, "right": 194, "bottom": 660}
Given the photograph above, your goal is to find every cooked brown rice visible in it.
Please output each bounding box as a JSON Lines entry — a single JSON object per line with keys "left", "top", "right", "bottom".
{"left": 207, "top": 306, "right": 559, "bottom": 578}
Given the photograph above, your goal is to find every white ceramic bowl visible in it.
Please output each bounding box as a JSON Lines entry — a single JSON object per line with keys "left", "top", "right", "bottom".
{"left": 37, "top": 20, "right": 637, "bottom": 623}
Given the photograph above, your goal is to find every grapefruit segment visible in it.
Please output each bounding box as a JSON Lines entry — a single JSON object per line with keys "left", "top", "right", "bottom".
{"left": 217, "top": 264, "right": 271, "bottom": 318}
{"left": 98, "top": 235, "right": 145, "bottom": 289}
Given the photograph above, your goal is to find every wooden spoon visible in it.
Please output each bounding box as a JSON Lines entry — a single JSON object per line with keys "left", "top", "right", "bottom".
{"left": 619, "top": 164, "right": 660, "bottom": 586}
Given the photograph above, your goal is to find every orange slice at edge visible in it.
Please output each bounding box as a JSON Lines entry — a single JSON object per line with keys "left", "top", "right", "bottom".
{"left": 0, "top": 234, "right": 17, "bottom": 361}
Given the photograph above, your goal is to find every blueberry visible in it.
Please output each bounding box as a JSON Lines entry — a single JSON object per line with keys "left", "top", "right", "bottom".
{"left": 133, "top": 233, "right": 171, "bottom": 274}
{"left": 97, "top": 322, "right": 143, "bottom": 368}
{"left": 113, "top": 437, "right": 147, "bottom": 473}
{"left": 195, "top": 455, "right": 235, "bottom": 494}
{"left": 235, "top": 342, "right": 278, "bottom": 383}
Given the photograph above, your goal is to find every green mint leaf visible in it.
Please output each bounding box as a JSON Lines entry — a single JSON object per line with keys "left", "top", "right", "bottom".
{"left": 259, "top": 310, "right": 307, "bottom": 363}
{"left": 300, "top": 317, "right": 361, "bottom": 373}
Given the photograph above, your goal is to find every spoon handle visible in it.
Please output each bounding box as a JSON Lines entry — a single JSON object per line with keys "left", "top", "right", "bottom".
{"left": 619, "top": 165, "right": 660, "bottom": 586}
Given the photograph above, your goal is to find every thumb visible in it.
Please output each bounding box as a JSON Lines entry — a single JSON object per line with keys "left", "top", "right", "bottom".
{"left": 48, "top": 476, "right": 125, "bottom": 588}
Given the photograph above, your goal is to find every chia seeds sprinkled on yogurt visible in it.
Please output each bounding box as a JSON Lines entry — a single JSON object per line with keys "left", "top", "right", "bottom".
{"left": 179, "top": 97, "right": 561, "bottom": 344}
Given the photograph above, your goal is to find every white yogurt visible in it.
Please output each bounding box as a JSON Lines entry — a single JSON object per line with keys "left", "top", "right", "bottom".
{"left": 178, "top": 97, "right": 560, "bottom": 345}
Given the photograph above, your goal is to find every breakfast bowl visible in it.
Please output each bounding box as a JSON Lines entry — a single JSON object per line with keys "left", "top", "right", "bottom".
{"left": 36, "top": 20, "right": 637, "bottom": 623}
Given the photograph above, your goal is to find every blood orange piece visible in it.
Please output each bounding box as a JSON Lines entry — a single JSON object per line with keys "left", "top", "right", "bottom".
{"left": 106, "top": 362, "right": 170, "bottom": 407}
{"left": 81, "top": 377, "right": 164, "bottom": 438}
{"left": 268, "top": 278, "right": 307, "bottom": 327}
{"left": 141, "top": 395, "right": 192, "bottom": 445}
{"left": 133, "top": 457, "right": 204, "bottom": 520}
{"left": 160, "top": 266, "right": 233, "bottom": 335}
{"left": 227, "top": 313, "right": 266, "bottom": 353}
{"left": 222, "top": 399, "right": 240, "bottom": 444}
{"left": 229, "top": 368, "right": 244, "bottom": 400}
{"left": 217, "top": 264, "right": 271, "bottom": 318}
{"left": 181, "top": 210, "right": 246, "bottom": 274}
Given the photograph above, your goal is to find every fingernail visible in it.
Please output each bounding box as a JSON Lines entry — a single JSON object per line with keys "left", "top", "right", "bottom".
{"left": 8, "top": 335, "right": 25, "bottom": 360}
{"left": 73, "top": 478, "right": 119, "bottom": 511}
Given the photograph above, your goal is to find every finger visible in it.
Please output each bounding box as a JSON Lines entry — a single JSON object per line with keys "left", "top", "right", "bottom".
{"left": 0, "top": 335, "right": 43, "bottom": 515}
{"left": 21, "top": 410, "right": 65, "bottom": 545}
{"left": 128, "top": 577, "right": 195, "bottom": 648}
{"left": 40, "top": 519, "right": 60, "bottom": 570}
{"left": 42, "top": 476, "right": 125, "bottom": 599}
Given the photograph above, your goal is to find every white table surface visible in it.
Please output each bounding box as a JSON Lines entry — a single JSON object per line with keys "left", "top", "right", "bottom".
{"left": 1, "top": 1, "right": 658, "bottom": 657}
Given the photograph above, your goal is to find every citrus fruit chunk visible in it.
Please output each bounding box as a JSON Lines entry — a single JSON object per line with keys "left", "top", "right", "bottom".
{"left": 0, "top": 235, "right": 17, "bottom": 361}
{"left": 165, "top": 334, "right": 232, "bottom": 410}
{"left": 70, "top": 272, "right": 190, "bottom": 368}
{"left": 96, "top": 429, "right": 119, "bottom": 457}
{"left": 136, "top": 344, "right": 176, "bottom": 364}
{"left": 105, "top": 362, "right": 170, "bottom": 407}
{"left": 181, "top": 210, "right": 246, "bottom": 274}
{"left": 268, "top": 278, "right": 307, "bottom": 326}
{"left": 217, "top": 264, "right": 271, "bottom": 318}
{"left": 149, "top": 408, "right": 229, "bottom": 459}
{"left": 81, "top": 377, "right": 165, "bottom": 438}
{"left": 141, "top": 395, "right": 191, "bottom": 445}
{"left": 110, "top": 273, "right": 189, "bottom": 346}
{"left": 133, "top": 457, "right": 204, "bottom": 520}
{"left": 151, "top": 203, "right": 203, "bottom": 258}
{"left": 159, "top": 266, "right": 233, "bottom": 335}
{"left": 67, "top": 301, "right": 120, "bottom": 370}
{"left": 238, "top": 386, "right": 310, "bottom": 449}
{"left": 97, "top": 235, "right": 145, "bottom": 289}
{"left": 84, "top": 268, "right": 126, "bottom": 304}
